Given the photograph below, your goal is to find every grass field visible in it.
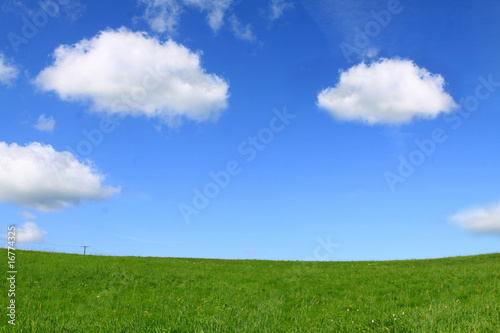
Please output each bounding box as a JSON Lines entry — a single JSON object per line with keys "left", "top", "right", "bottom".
{"left": 0, "top": 250, "right": 498, "bottom": 332}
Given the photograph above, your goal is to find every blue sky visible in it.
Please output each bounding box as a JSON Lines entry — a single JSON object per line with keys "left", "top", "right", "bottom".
{"left": 0, "top": 0, "right": 499, "bottom": 261}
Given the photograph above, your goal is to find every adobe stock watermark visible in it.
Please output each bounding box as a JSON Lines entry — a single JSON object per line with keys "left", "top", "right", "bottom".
{"left": 178, "top": 107, "right": 296, "bottom": 224}
{"left": 385, "top": 74, "right": 500, "bottom": 192}
{"left": 304, "top": 236, "right": 339, "bottom": 261}
{"left": 6, "top": 225, "right": 17, "bottom": 326}
{"left": 291, "top": 236, "right": 340, "bottom": 276}
{"left": 7, "top": 0, "right": 72, "bottom": 53}
{"left": 340, "top": 0, "right": 411, "bottom": 63}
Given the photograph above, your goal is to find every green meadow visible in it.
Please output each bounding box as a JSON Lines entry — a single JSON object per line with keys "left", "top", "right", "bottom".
{"left": 0, "top": 249, "right": 498, "bottom": 332}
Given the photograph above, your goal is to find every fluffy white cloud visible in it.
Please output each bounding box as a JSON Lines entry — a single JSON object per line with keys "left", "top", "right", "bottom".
{"left": 139, "top": 0, "right": 232, "bottom": 34}
{"left": 34, "top": 28, "right": 229, "bottom": 123}
{"left": 16, "top": 222, "right": 47, "bottom": 244}
{"left": 0, "top": 142, "right": 120, "bottom": 212}
{"left": 450, "top": 202, "right": 500, "bottom": 234}
{"left": 229, "top": 14, "right": 256, "bottom": 41}
{"left": 33, "top": 114, "right": 55, "bottom": 132}
{"left": 317, "top": 58, "right": 457, "bottom": 124}
{"left": 0, "top": 53, "right": 18, "bottom": 86}
{"left": 269, "top": 0, "right": 293, "bottom": 21}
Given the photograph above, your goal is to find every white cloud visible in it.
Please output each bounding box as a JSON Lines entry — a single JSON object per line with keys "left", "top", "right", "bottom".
{"left": 269, "top": 0, "right": 293, "bottom": 21}
{"left": 2, "top": 0, "right": 85, "bottom": 23}
{"left": 362, "top": 47, "right": 379, "bottom": 59}
{"left": 2, "top": 0, "right": 32, "bottom": 16}
{"left": 317, "top": 58, "right": 457, "bottom": 125}
{"left": 0, "top": 142, "right": 120, "bottom": 212}
{"left": 0, "top": 53, "right": 18, "bottom": 86}
{"left": 138, "top": 1, "right": 257, "bottom": 42}
{"left": 450, "top": 202, "right": 500, "bottom": 234}
{"left": 184, "top": 0, "right": 232, "bottom": 32}
{"left": 21, "top": 211, "right": 36, "bottom": 220}
{"left": 139, "top": 0, "right": 232, "bottom": 34}
{"left": 139, "top": 0, "right": 183, "bottom": 34}
{"left": 229, "top": 14, "right": 256, "bottom": 41}
{"left": 33, "top": 114, "right": 55, "bottom": 132}
{"left": 16, "top": 222, "right": 47, "bottom": 244}
{"left": 58, "top": 0, "right": 86, "bottom": 22}
{"left": 34, "top": 28, "right": 229, "bottom": 124}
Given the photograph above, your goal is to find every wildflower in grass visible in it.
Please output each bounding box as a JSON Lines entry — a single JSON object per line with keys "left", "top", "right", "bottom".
{"left": 372, "top": 320, "right": 374, "bottom": 323}
{"left": 402, "top": 312, "right": 404, "bottom": 315}
{"left": 394, "top": 318, "right": 397, "bottom": 321}
{"left": 393, "top": 314, "right": 395, "bottom": 317}
{"left": 347, "top": 309, "right": 349, "bottom": 311}
{"left": 445, "top": 306, "right": 447, "bottom": 308}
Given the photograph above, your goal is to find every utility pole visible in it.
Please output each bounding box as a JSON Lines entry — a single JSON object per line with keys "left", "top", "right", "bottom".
{"left": 81, "top": 246, "right": 90, "bottom": 255}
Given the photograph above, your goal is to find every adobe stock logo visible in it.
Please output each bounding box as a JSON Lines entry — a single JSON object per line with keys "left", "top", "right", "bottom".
{"left": 178, "top": 107, "right": 296, "bottom": 224}
{"left": 384, "top": 74, "right": 500, "bottom": 192}
{"left": 291, "top": 236, "right": 340, "bottom": 276}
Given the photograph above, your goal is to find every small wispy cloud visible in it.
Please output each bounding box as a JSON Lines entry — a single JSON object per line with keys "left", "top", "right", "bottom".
{"left": 450, "top": 201, "right": 500, "bottom": 234}
{"left": 185, "top": 0, "right": 233, "bottom": 32}
{"left": 21, "top": 211, "right": 36, "bottom": 220}
{"left": 138, "top": 0, "right": 183, "bottom": 35}
{"left": 3, "top": 0, "right": 85, "bottom": 21}
{"left": 0, "top": 53, "right": 18, "bottom": 86}
{"left": 138, "top": 1, "right": 262, "bottom": 42}
{"left": 2, "top": 0, "right": 33, "bottom": 16}
{"left": 229, "top": 14, "right": 256, "bottom": 41}
{"left": 361, "top": 47, "right": 379, "bottom": 59}
{"left": 138, "top": 0, "right": 233, "bottom": 35}
{"left": 59, "top": 0, "right": 86, "bottom": 22}
{"left": 33, "top": 114, "right": 55, "bottom": 133}
{"left": 269, "top": 0, "right": 293, "bottom": 21}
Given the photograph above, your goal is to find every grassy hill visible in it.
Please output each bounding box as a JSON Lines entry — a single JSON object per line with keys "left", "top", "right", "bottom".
{"left": 0, "top": 249, "right": 498, "bottom": 332}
